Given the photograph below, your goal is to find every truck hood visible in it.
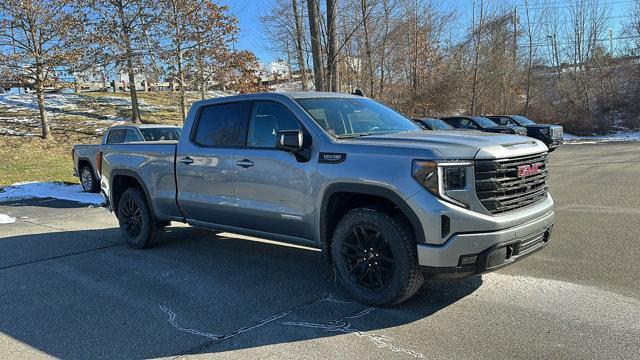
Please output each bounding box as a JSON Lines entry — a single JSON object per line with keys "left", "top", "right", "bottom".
{"left": 338, "top": 130, "right": 547, "bottom": 159}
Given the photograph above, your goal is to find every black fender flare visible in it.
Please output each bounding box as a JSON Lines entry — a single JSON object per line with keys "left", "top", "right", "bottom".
{"left": 110, "top": 169, "right": 156, "bottom": 219}
{"left": 76, "top": 157, "right": 99, "bottom": 178}
{"left": 319, "top": 183, "right": 426, "bottom": 259}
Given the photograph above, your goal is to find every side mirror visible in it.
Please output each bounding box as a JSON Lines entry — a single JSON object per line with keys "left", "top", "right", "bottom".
{"left": 276, "top": 130, "right": 304, "bottom": 152}
{"left": 276, "top": 130, "right": 312, "bottom": 162}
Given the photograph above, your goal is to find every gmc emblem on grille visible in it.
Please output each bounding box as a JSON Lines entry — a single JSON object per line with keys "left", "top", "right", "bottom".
{"left": 517, "top": 162, "right": 543, "bottom": 177}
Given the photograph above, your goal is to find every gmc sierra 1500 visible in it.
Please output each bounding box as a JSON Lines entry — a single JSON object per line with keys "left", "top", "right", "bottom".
{"left": 99, "top": 92, "right": 555, "bottom": 305}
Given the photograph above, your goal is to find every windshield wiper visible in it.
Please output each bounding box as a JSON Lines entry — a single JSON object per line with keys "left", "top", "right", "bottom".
{"left": 336, "top": 131, "right": 399, "bottom": 139}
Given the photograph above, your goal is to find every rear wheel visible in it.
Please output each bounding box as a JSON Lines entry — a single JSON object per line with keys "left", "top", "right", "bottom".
{"left": 79, "top": 166, "right": 99, "bottom": 193}
{"left": 117, "top": 188, "right": 164, "bottom": 248}
{"left": 331, "top": 208, "right": 424, "bottom": 306}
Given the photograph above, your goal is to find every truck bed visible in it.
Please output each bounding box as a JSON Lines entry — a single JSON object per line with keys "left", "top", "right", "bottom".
{"left": 101, "top": 141, "right": 182, "bottom": 221}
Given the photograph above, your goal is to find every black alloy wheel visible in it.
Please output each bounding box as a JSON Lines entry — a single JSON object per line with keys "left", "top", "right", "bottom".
{"left": 342, "top": 225, "right": 395, "bottom": 291}
{"left": 120, "top": 198, "right": 143, "bottom": 239}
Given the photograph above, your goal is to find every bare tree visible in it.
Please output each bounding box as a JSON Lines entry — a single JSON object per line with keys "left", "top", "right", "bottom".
{"left": 292, "top": 0, "right": 308, "bottom": 90}
{"left": 88, "top": 0, "right": 155, "bottom": 124}
{"left": 470, "top": 0, "right": 484, "bottom": 114}
{"left": 326, "top": 0, "right": 339, "bottom": 91}
{"left": 0, "top": 0, "right": 83, "bottom": 139}
{"left": 308, "top": 0, "right": 325, "bottom": 90}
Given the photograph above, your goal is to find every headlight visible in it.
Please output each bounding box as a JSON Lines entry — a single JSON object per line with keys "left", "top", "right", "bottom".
{"left": 540, "top": 128, "right": 550, "bottom": 135}
{"left": 412, "top": 160, "right": 472, "bottom": 208}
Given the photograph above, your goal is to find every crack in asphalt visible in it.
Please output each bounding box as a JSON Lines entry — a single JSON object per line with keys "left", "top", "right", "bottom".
{"left": 284, "top": 307, "right": 425, "bottom": 359}
{"left": 171, "top": 293, "right": 358, "bottom": 358}
{"left": 0, "top": 243, "right": 123, "bottom": 271}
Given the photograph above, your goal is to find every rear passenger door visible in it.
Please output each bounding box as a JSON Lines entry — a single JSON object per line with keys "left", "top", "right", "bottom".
{"left": 176, "top": 101, "right": 251, "bottom": 227}
{"left": 233, "top": 101, "right": 316, "bottom": 241}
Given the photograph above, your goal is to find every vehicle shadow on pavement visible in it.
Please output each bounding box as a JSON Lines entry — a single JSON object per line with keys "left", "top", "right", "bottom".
{"left": 0, "top": 225, "right": 482, "bottom": 358}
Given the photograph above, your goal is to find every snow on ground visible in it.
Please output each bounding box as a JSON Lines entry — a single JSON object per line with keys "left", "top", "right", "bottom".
{"left": 0, "top": 182, "right": 103, "bottom": 205}
{"left": 0, "top": 214, "right": 16, "bottom": 224}
{"left": 563, "top": 131, "right": 640, "bottom": 144}
{"left": 0, "top": 93, "right": 83, "bottom": 112}
{"left": 271, "top": 81, "right": 314, "bottom": 93}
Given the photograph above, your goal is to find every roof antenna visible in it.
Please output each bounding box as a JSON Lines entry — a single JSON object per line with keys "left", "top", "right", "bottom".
{"left": 351, "top": 89, "right": 364, "bottom": 97}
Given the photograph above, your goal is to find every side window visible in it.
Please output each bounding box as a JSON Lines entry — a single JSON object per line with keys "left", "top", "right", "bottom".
{"left": 494, "top": 117, "right": 514, "bottom": 126}
{"left": 194, "top": 102, "right": 250, "bottom": 147}
{"left": 123, "top": 129, "right": 140, "bottom": 143}
{"left": 503, "top": 117, "right": 517, "bottom": 126}
{"left": 247, "top": 101, "right": 301, "bottom": 148}
{"left": 106, "top": 129, "right": 126, "bottom": 144}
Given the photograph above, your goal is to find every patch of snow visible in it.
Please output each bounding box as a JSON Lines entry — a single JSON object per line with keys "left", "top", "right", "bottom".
{"left": 0, "top": 214, "right": 16, "bottom": 224}
{"left": 0, "top": 127, "right": 39, "bottom": 136}
{"left": 271, "top": 81, "right": 314, "bottom": 92}
{"left": 0, "top": 93, "right": 82, "bottom": 113}
{"left": 93, "top": 95, "right": 160, "bottom": 112}
{"left": 563, "top": 131, "right": 640, "bottom": 143}
{"left": 0, "top": 182, "right": 103, "bottom": 205}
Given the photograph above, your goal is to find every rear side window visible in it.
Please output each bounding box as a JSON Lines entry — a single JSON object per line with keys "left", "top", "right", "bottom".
{"left": 459, "top": 119, "right": 478, "bottom": 129}
{"left": 194, "top": 102, "right": 250, "bottom": 147}
{"left": 106, "top": 129, "right": 126, "bottom": 144}
{"left": 493, "top": 117, "right": 516, "bottom": 126}
{"left": 123, "top": 129, "right": 140, "bottom": 142}
{"left": 247, "top": 101, "right": 301, "bottom": 148}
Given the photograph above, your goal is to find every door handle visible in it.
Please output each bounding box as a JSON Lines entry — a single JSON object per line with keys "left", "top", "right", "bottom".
{"left": 236, "top": 159, "right": 254, "bottom": 168}
{"left": 179, "top": 156, "right": 194, "bottom": 165}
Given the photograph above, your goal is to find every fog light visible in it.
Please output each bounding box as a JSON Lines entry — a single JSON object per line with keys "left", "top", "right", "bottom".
{"left": 460, "top": 255, "right": 477, "bottom": 266}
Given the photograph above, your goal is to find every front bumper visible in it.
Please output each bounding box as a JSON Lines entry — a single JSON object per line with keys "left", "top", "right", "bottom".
{"left": 547, "top": 138, "right": 563, "bottom": 148}
{"left": 417, "top": 210, "right": 554, "bottom": 279}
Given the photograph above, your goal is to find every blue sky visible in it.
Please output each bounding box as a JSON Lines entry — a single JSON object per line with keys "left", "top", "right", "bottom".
{"left": 226, "top": 0, "right": 634, "bottom": 64}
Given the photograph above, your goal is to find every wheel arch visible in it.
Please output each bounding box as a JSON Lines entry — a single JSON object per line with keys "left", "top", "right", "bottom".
{"left": 76, "top": 157, "right": 98, "bottom": 178}
{"left": 110, "top": 169, "right": 156, "bottom": 220}
{"left": 319, "top": 183, "right": 425, "bottom": 263}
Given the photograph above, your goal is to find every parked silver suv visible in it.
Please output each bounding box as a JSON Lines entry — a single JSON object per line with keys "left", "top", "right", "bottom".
{"left": 99, "top": 92, "right": 555, "bottom": 305}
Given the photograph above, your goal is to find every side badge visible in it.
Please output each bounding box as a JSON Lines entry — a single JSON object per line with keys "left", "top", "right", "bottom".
{"left": 319, "top": 152, "right": 346, "bottom": 164}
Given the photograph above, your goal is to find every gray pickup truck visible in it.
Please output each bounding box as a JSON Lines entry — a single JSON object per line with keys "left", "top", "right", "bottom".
{"left": 72, "top": 124, "right": 181, "bottom": 192}
{"left": 99, "top": 92, "right": 555, "bottom": 305}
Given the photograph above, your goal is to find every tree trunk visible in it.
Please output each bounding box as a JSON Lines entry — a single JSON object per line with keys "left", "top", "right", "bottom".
{"left": 35, "top": 67, "right": 51, "bottom": 140}
{"left": 292, "top": 0, "right": 308, "bottom": 90}
{"left": 326, "top": 0, "right": 339, "bottom": 92}
{"left": 360, "top": 0, "right": 374, "bottom": 97}
{"left": 470, "top": 0, "right": 484, "bottom": 114}
{"left": 379, "top": 0, "right": 390, "bottom": 99}
{"left": 177, "top": 50, "right": 187, "bottom": 122}
{"left": 126, "top": 57, "right": 142, "bottom": 124}
{"left": 523, "top": 0, "right": 533, "bottom": 115}
{"left": 116, "top": 1, "right": 142, "bottom": 124}
{"left": 307, "top": 0, "right": 324, "bottom": 91}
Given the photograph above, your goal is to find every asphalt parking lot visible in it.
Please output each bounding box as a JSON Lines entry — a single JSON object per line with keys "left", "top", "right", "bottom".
{"left": 1, "top": 142, "right": 639, "bottom": 359}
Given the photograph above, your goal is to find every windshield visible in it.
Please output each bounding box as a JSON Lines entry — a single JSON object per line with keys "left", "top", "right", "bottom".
{"left": 140, "top": 127, "right": 181, "bottom": 141}
{"left": 510, "top": 115, "right": 536, "bottom": 126}
{"left": 472, "top": 116, "right": 499, "bottom": 128}
{"left": 425, "top": 119, "right": 453, "bottom": 130}
{"left": 295, "top": 97, "right": 420, "bottom": 137}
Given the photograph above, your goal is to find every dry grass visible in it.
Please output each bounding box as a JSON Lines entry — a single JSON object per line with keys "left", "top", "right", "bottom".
{"left": 0, "top": 91, "right": 201, "bottom": 187}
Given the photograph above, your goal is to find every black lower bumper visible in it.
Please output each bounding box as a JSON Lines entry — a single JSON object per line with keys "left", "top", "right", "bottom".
{"left": 421, "top": 225, "right": 553, "bottom": 280}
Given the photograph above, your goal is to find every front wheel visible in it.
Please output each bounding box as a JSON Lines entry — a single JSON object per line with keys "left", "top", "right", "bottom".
{"left": 331, "top": 208, "right": 424, "bottom": 306}
{"left": 117, "top": 188, "right": 164, "bottom": 248}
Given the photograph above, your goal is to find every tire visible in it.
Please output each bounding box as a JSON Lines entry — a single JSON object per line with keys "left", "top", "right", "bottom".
{"left": 79, "top": 165, "right": 99, "bottom": 193}
{"left": 117, "top": 188, "right": 164, "bottom": 249}
{"left": 547, "top": 147, "right": 556, "bottom": 153}
{"left": 330, "top": 208, "right": 424, "bottom": 306}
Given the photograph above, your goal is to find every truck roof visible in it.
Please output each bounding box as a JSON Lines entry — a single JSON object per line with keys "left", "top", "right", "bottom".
{"left": 107, "top": 124, "right": 181, "bottom": 130}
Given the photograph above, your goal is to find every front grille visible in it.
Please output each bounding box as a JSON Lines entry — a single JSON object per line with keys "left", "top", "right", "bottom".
{"left": 551, "top": 127, "right": 563, "bottom": 139}
{"left": 474, "top": 153, "right": 549, "bottom": 214}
